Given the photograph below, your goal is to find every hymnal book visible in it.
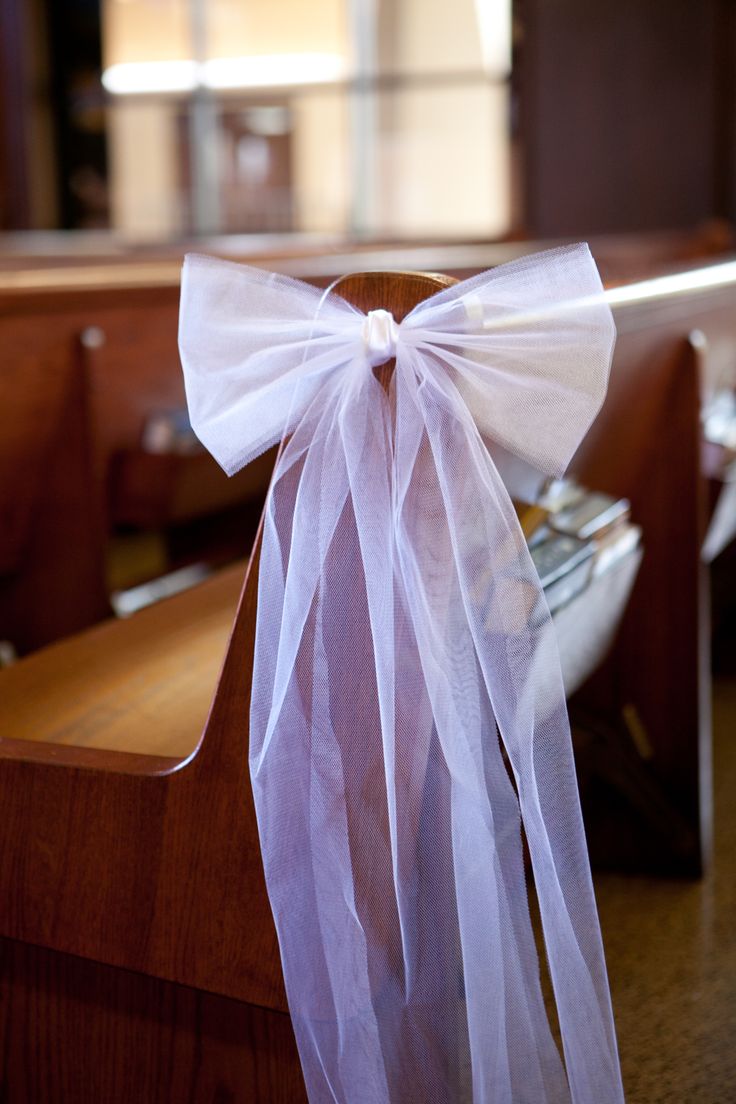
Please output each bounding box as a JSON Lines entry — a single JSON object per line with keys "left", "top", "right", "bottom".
{"left": 550, "top": 491, "right": 630, "bottom": 541}
{"left": 530, "top": 533, "right": 595, "bottom": 613}
{"left": 591, "top": 523, "right": 642, "bottom": 577}
{"left": 537, "top": 477, "right": 586, "bottom": 514}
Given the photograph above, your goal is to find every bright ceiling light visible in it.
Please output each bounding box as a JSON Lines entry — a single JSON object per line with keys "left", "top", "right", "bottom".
{"left": 102, "top": 53, "right": 345, "bottom": 95}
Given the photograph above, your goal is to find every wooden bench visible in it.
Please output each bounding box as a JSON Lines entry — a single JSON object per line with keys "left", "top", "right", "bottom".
{"left": 0, "top": 553, "right": 303, "bottom": 1102}
{"left": 0, "top": 267, "right": 652, "bottom": 1102}
{"left": 3, "top": 248, "right": 736, "bottom": 879}
{"left": 0, "top": 277, "right": 277, "bottom": 651}
{"left": 0, "top": 272, "right": 452, "bottom": 1103}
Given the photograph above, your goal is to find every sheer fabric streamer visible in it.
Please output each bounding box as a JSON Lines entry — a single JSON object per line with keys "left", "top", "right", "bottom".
{"left": 179, "top": 245, "right": 625, "bottom": 1104}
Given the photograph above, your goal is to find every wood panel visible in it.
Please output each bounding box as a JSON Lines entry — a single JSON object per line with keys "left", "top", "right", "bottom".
{"left": 0, "top": 565, "right": 243, "bottom": 756}
{"left": 0, "top": 326, "right": 109, "bottom": 652}
{"left": 0, "top": 283, "right": 273, "bottom": 650}
{"left": 519, "top": 0, "right": 719, "bottom": 236}
{"left": 0, "top": 938, "right": 307, "bottom": 1104}
{"left": 569, "top": 283, "right": 736, "bottom": 872}
{"left": 0, "top": 534, "right": 283, "bottom": 1010}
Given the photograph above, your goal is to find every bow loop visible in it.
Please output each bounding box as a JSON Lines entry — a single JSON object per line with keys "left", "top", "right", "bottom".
{"left": 179, "top": 252, "right": 365, "bottom": 475}
{"left": 179, "top": 243, "right": 615, "bottom": 482}
{"left": 399, "top": 243, "right": 616, "bottom": 476}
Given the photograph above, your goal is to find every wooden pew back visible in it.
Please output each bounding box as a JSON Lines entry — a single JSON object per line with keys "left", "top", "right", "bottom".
{"left": 0, "top": 318, "right": 109, "bottom": 651}
{"left": 571, "top": 276, "right": 736, "bottom": 872}
{"left": 0, "top": 280, "right": 272, "bottom": 649}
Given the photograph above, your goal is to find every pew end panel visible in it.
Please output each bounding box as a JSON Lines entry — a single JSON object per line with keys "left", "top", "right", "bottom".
{"left": 571, "top": 309, "right": 714, "bottom": 873}
{"left": 0, "top": 280, "right": 279, "bottom": 651}
{"left": 0, "top": 270, "right": 457, "bottom": 1103}
{"left": 0, "top": 551, "right": 288, "bottom": 1015}
{"left": 0, "top": 553, "right": 306, "bottom": 1104}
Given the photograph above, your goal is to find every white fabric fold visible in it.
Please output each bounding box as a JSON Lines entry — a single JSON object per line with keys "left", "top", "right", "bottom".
{"left": 179, "top": 244, "right": 625, "bottom": 1104}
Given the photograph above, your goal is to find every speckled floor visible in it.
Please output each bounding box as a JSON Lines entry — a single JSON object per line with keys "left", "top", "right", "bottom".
{"left": 593, "top": 666, "right": 736, "bottom": 1102}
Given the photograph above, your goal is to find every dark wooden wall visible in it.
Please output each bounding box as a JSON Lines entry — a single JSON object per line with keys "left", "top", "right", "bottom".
{"left": 0, "top": 0, "right": 31, "bottom": 229}
{"left": 518, "top": 0, "right": 725, "bottom": 236}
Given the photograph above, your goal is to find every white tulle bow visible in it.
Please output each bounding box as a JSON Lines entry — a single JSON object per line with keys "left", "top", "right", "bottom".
{"left": 179, "top": 244, "right": 624, "bottom": 1104}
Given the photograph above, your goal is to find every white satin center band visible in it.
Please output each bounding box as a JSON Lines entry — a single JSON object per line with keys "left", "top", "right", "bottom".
{"left": 362, "top": 309, "right": 400, "bottom": 367}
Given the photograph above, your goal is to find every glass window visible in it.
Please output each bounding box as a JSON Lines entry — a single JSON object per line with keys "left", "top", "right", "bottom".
{"left": 101, "top": 0, "right": 511, "bottom": 240}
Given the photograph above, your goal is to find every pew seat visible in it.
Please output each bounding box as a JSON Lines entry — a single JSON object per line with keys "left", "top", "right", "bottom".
{"left": 0, "top": 564, "right": 243, "bottom": 759}
{"left": 0, "top": 538, "right": 642, "bottom": 760}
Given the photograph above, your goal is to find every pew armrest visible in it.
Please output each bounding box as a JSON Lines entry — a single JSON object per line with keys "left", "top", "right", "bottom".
{"left": 0, "top": 734, "right": 180, "bottom": 775}
{"left": 0, "top": 563, "right": 245, "bottom": 760}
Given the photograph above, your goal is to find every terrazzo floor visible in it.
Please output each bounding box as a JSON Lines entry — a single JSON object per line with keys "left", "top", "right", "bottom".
{"left": 593, "top": 660, "right": 736, "bottom": 1102}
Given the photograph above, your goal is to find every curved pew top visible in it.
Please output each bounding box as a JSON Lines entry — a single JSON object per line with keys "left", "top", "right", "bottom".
{"left": 0, "top": 563, "right": 244, "bottom": 765}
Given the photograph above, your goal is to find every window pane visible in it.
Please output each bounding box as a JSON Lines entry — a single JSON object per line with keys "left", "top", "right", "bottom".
{"left": 102, "top": 0, "right": 511, "bottom": 240}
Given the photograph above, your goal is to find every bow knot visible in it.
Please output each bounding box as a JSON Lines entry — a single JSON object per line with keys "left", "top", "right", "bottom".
{"left": 361, "top": 308, "right": 399, "bottom": 368}
{"left": 178, "top": 244, "right": 615, "bottom": 480}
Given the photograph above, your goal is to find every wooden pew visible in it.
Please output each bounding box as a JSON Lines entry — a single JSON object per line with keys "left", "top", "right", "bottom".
{"left": 569, "top": 264, "right": 736, "bottom": 874}
{"left": 2, "top": 245, "right": 735, "bottom": 875}
{"left": 0, "top": 560, "right": 306, "bottom": 1102}
{"left": 1, "top": 227, "right": 731, "bottom": 508}
{"left": 0, "top": 272, "right": 455, "bottom": 1103}
{"left": 0, "top": 277, "right": 276, "bottom": 651}
{"left": 0, "top": 260, "right": 729, "bottom": 1096}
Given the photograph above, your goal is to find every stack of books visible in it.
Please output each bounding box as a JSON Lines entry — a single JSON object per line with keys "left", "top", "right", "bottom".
{"left": 515, "top": 481, "right": 641, "bottom": 614}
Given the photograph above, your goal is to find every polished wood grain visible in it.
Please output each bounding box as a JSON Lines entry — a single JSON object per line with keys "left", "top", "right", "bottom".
{"left": 0, "top": 938, "right": 305, "bottom": 1104}
{"left": 0, "top": 534, "right": 283, "bottom": 1012}
{"left": 570, "top": 282, "right": 736, "bottom": 872}
{"left": 329, "top": 269, "right": 455, "bottom": 342}
{"left": 0, "top": 326, "right": 110, "bottom": 652}
{"left": 0, "top": 563, "right": 243, "bottom": 756}
{"left": 0, "top": 282, "right": 274, "bottom": 650}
